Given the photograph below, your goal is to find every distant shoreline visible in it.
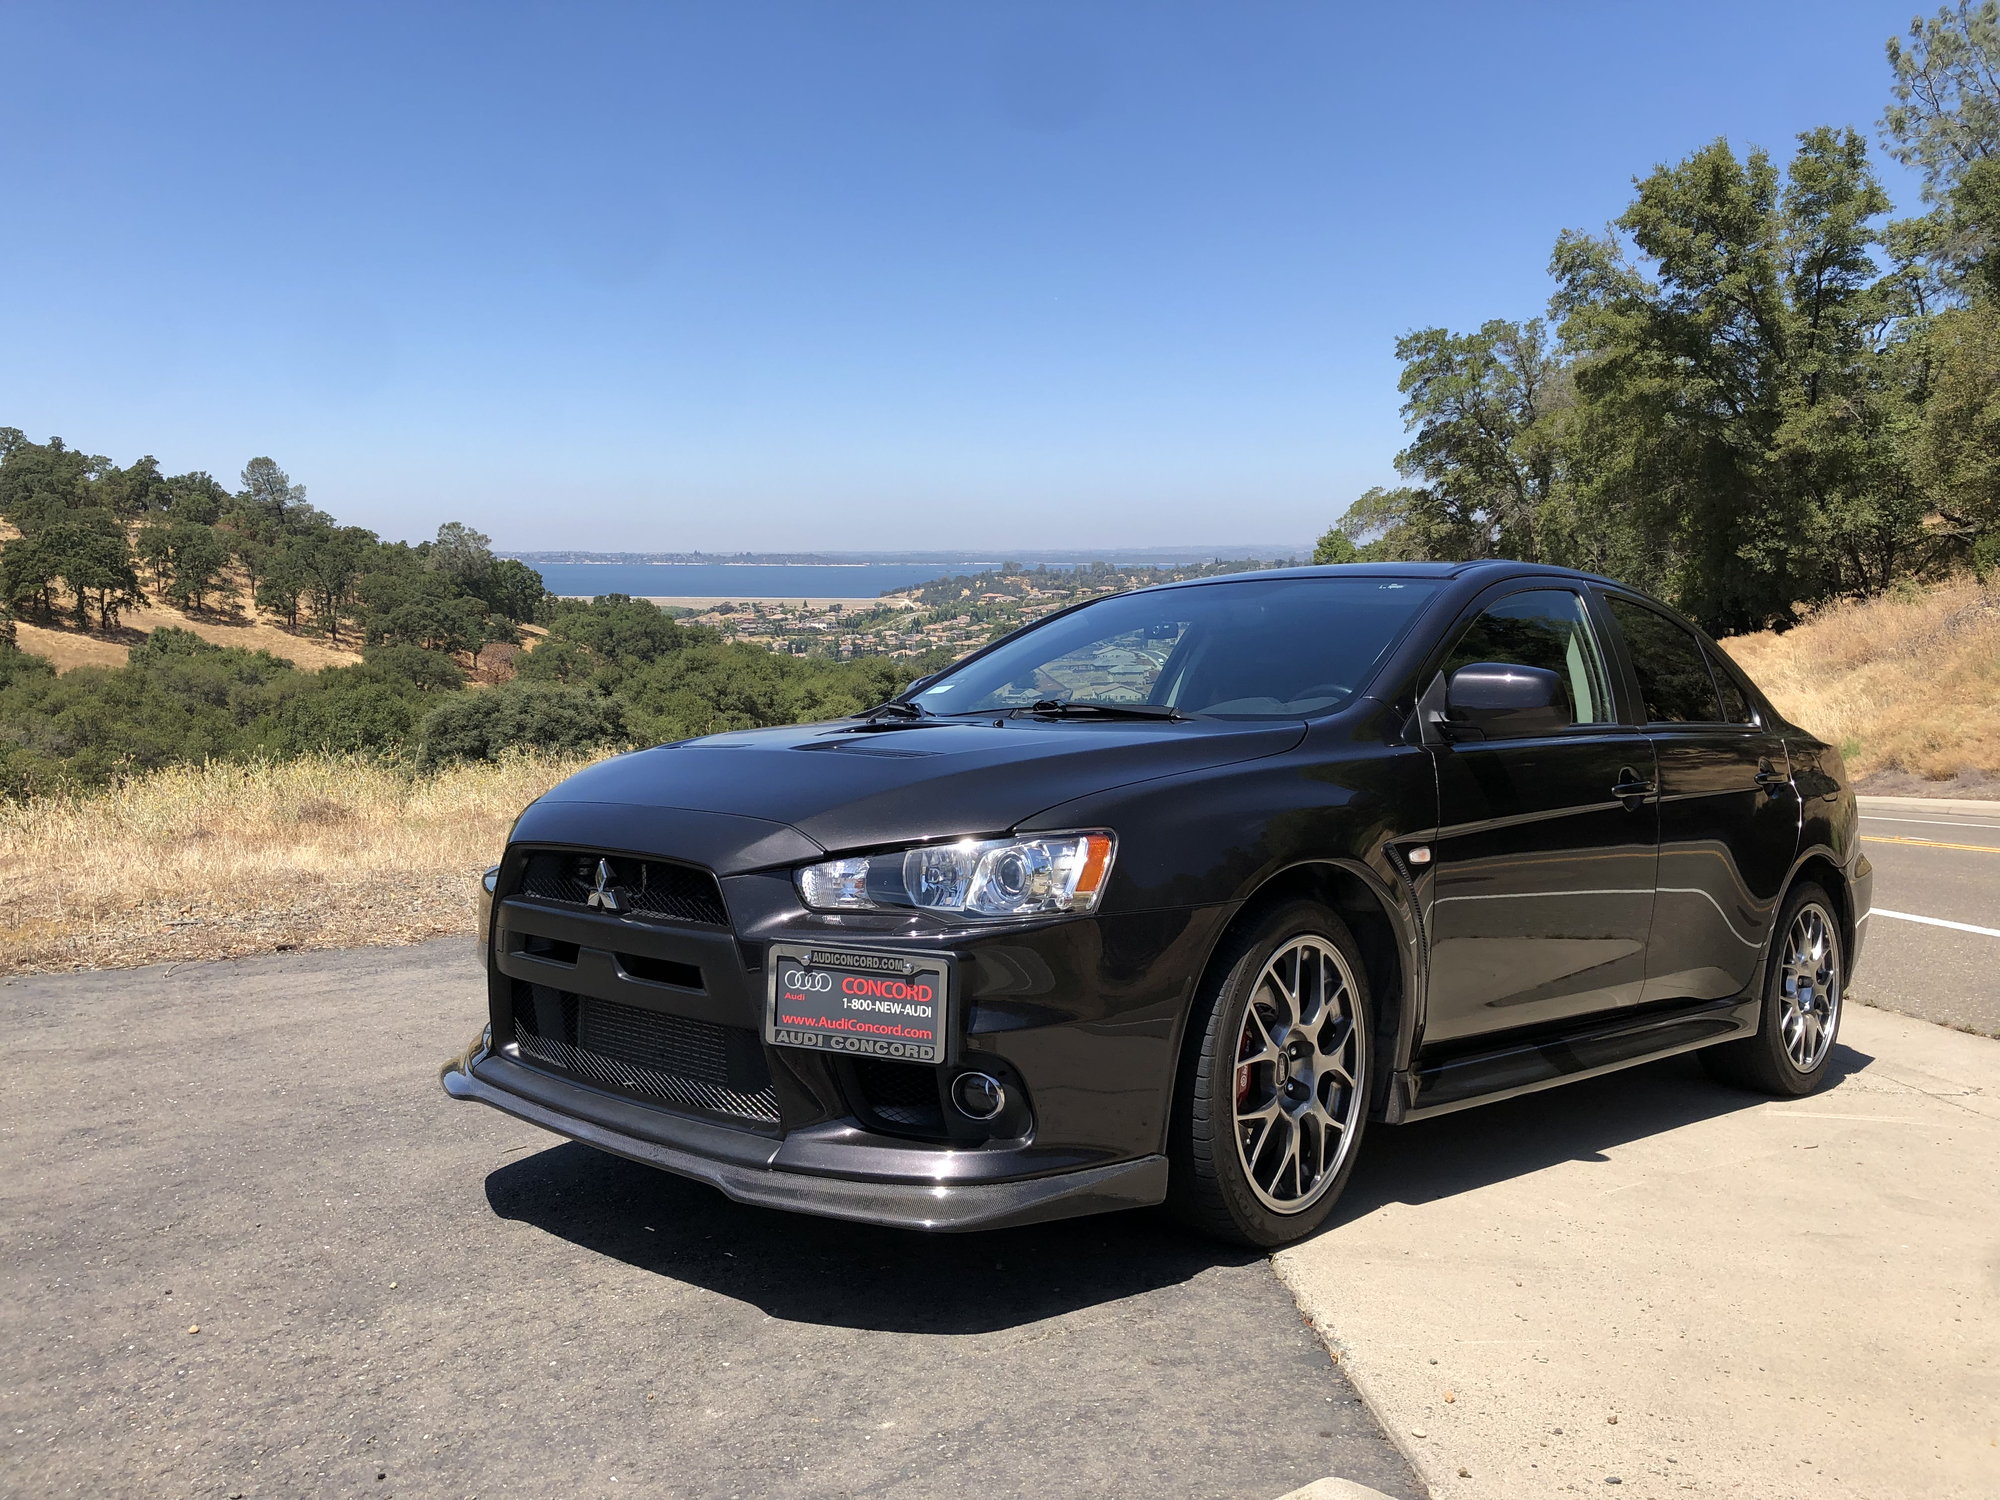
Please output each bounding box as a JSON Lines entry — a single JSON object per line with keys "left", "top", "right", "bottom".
{"left": 566, "top": 595, "right": 905, "bottom": 611}
{"left": 546, "top": 561, "right": 941, "bottom": 569}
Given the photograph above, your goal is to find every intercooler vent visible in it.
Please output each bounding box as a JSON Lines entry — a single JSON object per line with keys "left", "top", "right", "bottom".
{"left": 510, "top": 982, "right": 778, "bottom": 1125}
{"left": 515, "top": 851, "right": 729, "bottom": 927}
{"left": 850, "top": 1059, "right": 946, "bottom": 1135}
{"left": 617, "top": 952, "right": 703, "bottom": 990}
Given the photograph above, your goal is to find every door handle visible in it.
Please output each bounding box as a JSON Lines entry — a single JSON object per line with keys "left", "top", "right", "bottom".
{"left": 1754, "top": 764, "right": 1788, "bottom": 787}
{"left": 1611, "top": 768, "right": 1656, "bottom": 801}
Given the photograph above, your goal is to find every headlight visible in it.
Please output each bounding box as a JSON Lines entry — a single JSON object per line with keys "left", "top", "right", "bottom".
{"left": 796, "top": 831, "right": 1117, "bottom": 919}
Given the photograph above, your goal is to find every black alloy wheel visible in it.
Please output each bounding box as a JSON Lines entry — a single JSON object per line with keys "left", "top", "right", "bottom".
{"left": 1701, "top": 880, "right": 1844, "bottom": 1096}
{"left": 1169, "top": 899, "right": 1374, "bottom": 1248}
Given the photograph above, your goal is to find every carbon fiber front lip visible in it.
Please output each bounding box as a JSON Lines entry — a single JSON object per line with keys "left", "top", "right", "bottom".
{"left": 441, "top": 1049, "right": 1168, "bottom": 1232}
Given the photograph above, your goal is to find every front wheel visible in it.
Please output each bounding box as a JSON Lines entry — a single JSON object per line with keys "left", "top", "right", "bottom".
{"left": 1701, "top": 881, "right": 1844, "bottom": 1096}
{"left": 1168, "top": 900, "right": 1374, "bottom": 1248}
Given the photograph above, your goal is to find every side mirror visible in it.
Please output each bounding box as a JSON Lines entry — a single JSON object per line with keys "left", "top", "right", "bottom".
{"left": 1440, "top": 662, "right": 1571, "bottom": 740}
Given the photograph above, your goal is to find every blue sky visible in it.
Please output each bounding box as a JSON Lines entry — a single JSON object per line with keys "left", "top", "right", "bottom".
{"left": 0, "top": 1, "right": 1924, "bottom": 552}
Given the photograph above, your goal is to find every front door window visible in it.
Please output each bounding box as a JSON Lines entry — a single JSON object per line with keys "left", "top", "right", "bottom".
{"left": 1440, "top": 588, "right": 1614, "bottom": 727}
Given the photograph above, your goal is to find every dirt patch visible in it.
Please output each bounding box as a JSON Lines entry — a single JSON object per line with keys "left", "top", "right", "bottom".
{"left": 471, "top": 640, "right": 523, "bottom": 684}
{"left": 1854, "top": 766, "right": 2000, "bottom": 799}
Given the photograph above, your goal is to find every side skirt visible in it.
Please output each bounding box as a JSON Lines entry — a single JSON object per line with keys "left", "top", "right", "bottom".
{"left": 1385, "top": 995, "right": 1759, "bottom": 1123}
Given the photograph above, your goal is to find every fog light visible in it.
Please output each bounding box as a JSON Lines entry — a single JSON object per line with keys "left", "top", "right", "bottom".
{"left": 951, "top": 1071, "right": 1006, "bottom": 1120}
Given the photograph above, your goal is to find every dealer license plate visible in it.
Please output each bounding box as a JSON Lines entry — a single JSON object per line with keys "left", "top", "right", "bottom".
{"left": 764, "top": 943, "right": 953, "bottom": 1065}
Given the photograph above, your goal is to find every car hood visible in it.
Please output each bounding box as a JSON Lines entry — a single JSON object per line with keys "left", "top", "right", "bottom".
{"left": 532, "top": 716, "right": 1306, "bottom": 855}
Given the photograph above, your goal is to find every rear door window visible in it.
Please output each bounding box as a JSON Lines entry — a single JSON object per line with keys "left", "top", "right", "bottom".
{"left": 1707, "top": 648, "right": 1755, "bottom": 724}
{"left": 1604, "top": 597, "right": 1724, "bottom": 724}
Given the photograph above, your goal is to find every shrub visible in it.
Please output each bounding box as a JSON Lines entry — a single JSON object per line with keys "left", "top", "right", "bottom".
{"left": 269, "top": 677, "right": 424, "bottom": 757}
{"left": 360, "top": 643, "right": 468, "bottom": 693}
{"left": 416, "top": 682, "right": 626, "bottom": 768}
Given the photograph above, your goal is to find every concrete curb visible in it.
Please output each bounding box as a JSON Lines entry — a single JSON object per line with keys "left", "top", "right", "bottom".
{"left": 1270, "top": 1256, "right": 1438, "bottom": 1498}
{"left": 1859, "top": 793, "right": 2000, "bottom": 815}
{"left": 1273, "top": 1480, "right": 1407, "bottom": 1500}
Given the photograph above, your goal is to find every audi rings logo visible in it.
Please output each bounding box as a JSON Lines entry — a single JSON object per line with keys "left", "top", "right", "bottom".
{"left": 781, "top": 968, "right": 834, "bottom": 992}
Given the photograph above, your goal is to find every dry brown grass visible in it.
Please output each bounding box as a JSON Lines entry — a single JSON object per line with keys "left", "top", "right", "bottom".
{"left": 11, "top": 620, "right": 134, "bottom": 672}
{"left": 12, "top": 592, "right": 365, "bottom": 674}
{"left": 1721, "top": 575, "right": 2000, "bottom": 784}
{"left": 0, "top": 753, "right": 595, "bottom": 975}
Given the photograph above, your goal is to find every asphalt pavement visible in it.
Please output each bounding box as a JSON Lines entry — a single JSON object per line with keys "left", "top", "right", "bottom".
{"left": 0, "top": 941, "right": 1422, "bottom": 1500}
{"left": 1853, "top": 796, "right": 2000, "bottom": 1036}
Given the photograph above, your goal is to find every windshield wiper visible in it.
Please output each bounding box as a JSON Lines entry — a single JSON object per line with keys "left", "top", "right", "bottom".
{"left": 1011, "top": 699, "right": 1189, "bottom": 721}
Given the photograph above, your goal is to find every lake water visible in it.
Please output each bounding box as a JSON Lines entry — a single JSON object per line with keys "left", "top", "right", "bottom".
{"left": 526, "top": 562, "right": 982, "bottom": 600}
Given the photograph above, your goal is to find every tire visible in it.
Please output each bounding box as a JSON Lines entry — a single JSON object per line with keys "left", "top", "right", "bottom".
{"left": 1700, "top": 881, "right": 1844, "bottom": 1096}
{"left": 1168, "top": 900, "right": 1375, "bottom": 1248}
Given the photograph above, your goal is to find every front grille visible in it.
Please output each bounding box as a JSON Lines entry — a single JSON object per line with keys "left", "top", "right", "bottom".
{"left": 516, "top": 850, "right": 728, "bottom": 926}
{"left": 850, "top": 1059, "right": 945, "bottom": 1134}
{"left": 511, "top": 981, "right": 778, "bottom": 1124}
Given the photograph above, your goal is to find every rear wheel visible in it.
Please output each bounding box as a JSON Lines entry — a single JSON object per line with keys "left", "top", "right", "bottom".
{"left": 1168, "top": 900, "right": 1373, "bottom": 1247}
{"left": 1701, "top": 881, "right": 1844, "bottom": 1096}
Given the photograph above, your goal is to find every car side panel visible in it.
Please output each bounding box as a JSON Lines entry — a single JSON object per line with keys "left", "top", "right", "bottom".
{"left": 1425, "top": 730, "right": 1659, "bottom": 1040}
{"left": 1791, "top": 732, "right": 1869, "bottom": 964}
{"left": 1640, "top": 724, "right": 1799, "bottom": 1003}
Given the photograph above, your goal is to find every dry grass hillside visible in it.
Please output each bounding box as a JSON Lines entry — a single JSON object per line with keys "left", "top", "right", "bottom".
{"left": 1721, "top": 574, "right": 2000, "bottom": 794}
{"left": 15, "top": 594, "right": 365, "bottom": 672}
{"left": 0, "top": 520, "right": 368, "bottom": 671}
{"left": 0, "top": 753, "right": 590, "bottom": 975}
{"left": 6, "top": 551, "right": 545, "bottom": 678}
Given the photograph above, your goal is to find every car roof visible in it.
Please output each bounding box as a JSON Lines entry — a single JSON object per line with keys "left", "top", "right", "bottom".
{"left": 1139, "top": 559, "right": 1618, "bottom": 592}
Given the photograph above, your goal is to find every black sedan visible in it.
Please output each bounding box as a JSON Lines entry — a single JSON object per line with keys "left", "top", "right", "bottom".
{"left": 443, "top": 562, "right": 1870, "bottom": 1247}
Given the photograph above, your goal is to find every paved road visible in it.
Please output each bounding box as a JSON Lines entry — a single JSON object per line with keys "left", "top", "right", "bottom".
{"left": 0, "top": 942, "right": 1421, "bottom": 1500}
{"left": 1854, "top": 798, "right": 2000, "bottom": 1037}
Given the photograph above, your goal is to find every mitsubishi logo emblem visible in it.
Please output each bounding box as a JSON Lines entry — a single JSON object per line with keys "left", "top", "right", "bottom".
{"left": 585, "top": 857, "right": 625, "bottom": 913}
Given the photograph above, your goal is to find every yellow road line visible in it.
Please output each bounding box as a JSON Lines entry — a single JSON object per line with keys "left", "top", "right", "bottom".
{"left": 1863, "top": 833, "right": 2000, "bottom": 855}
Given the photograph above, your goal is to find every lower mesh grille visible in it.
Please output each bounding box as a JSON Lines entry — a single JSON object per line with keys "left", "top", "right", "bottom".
{"left": 851, "top": 1059, "right": 945, "bottom": 1133}
{"left": 511, "top": 982, "right": 778, "bottom": 1125}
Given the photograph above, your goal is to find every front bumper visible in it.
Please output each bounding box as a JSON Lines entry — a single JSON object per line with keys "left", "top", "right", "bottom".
{"left": 442, "top": 1046, "right": 1169, "bottom": 1232}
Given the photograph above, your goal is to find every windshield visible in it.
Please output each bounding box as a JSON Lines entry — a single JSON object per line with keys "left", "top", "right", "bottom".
{"left": 907, "top": 575, "right": 1442, "bottom": 720}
